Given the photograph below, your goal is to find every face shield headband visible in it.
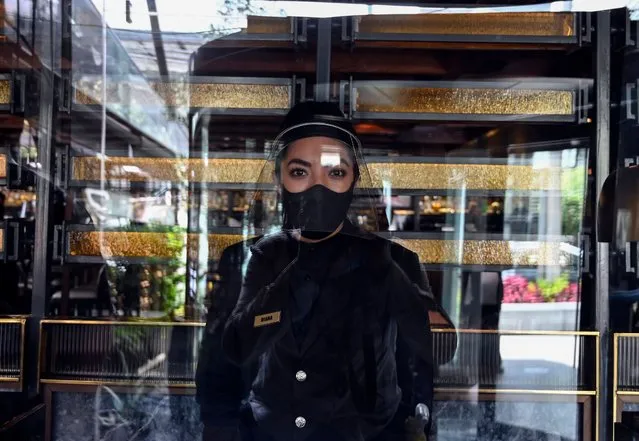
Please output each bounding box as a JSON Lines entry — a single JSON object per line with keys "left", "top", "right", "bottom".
{"left": 271, "top": 121, "right": 362, "bottom": 181}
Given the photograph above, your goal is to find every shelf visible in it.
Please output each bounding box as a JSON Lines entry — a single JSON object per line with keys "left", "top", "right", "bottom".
{"left": 344, "top": 12, "right": 583, "bottom": 46}
{"left": 63, "top": 227, "right": 580, "bottom": 269}
{"left": 74, "top": 76, "right": 304, "bottom": 116}
{"left": 68, "top": 155, "right": 572, "bottom": 193}
{"left": 341, "top": 78, "right": 592, "bottom": 123}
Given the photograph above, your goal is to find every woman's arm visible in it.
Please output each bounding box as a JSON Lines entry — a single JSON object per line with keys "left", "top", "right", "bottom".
{"left": 222, "top": 247, "right": 296, "bottom": 365}
{"left": 386, "top": 257, "right": 434, "bottom": 364}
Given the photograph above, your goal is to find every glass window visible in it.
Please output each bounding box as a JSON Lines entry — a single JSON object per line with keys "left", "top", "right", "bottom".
{"left": 0, "top": 2, "right": 631, "bottom": 441}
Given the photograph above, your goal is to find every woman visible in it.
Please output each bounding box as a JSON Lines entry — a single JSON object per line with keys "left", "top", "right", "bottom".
{"left": 222, "top": 102, "right": 437, "bottom": 441}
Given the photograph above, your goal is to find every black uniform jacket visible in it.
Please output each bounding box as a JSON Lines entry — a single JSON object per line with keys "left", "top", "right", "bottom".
{"left": 221, "top": 225, "right": 435, "bottom": 441}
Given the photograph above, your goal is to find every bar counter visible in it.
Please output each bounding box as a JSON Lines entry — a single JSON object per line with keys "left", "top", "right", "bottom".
{"left": 36, "top": 320, "right": 598, "bottom": 441}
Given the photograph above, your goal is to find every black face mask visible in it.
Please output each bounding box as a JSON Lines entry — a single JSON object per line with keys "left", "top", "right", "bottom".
{"left": 282, "top": 184, "right": 353, "bottom": 236}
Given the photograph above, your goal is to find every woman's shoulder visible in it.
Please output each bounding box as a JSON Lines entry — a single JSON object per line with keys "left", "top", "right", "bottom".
{"left": 251, "top": 231, "right": 293, "bottom": 257}
{"left": 366, "top": 234, "right": 420, "bottom": 264}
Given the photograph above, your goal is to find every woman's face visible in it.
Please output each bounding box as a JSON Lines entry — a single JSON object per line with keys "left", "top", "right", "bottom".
{"left": 279, "top": 136, "right": 356, "bottom": 193}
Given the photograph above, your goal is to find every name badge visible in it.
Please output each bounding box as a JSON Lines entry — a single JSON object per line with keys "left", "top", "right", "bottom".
{"left": 254, "top": 311, "right": 281, "bottom": 327}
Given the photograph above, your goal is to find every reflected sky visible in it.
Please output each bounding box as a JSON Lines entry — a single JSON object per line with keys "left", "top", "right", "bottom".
{"left": 89, "top": 0, "right": 634, "bottom": 35}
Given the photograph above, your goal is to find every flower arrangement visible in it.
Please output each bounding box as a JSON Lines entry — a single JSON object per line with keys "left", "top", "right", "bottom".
{"left": 503, "top": 274, "right": 579, "bottom": 304}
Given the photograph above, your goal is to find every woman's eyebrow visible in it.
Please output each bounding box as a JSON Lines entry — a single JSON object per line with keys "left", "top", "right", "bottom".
{"left": 286, "top": 158, "right": 311, "bottom": 167}
{"left": 340, "top": 157, "right": 351, "bottom": 167}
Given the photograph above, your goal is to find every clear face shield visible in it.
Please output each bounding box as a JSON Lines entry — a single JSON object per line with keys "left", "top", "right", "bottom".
{"left": 242, "top": 121, "right": 383, "bottom": 239}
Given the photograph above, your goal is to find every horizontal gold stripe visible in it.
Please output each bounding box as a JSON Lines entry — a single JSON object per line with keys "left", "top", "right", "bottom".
{"left": 41, "top": 319, "right": 204, "bottom": 327}
{"left": 616, "top": 391, "right": 639, "bottom": 396}
{"left": 433, "top": 329, "right": 598, "bottom": 336}
{"left": 0, "top": 377, "right": 20, "bottom": 382}
{"left": 40, "top": 379, "right": 195, "bottom": 388}
{"left": 71, "top": 157, "right": 563, "bottom": 191}
{"left": 357, "top": 13, "right": 575, "bottom": 37}
{"left": 68, "top": 232, "right": 573, "bottom": 266}
{"left": 75, "top": 82, "right": 290, "bottom": 110}
{"left": 68, "top": 231, "right": 184, "bottom": 259}
{"left": 38, "top": 321, "right": 594, "bottom": 338}
{"left": 72, "top": 157, "right": 269, "bottom": 185}
{"left": 153, "top": 83, "right": 290, "bottom": 109}
{"left": 0, "top": 317, "right": 25, "bottom": 325}
{"left": 435, "top": 388, "right": 595, "bottom": 396}
{"left": 354, "top": 86, "right": 573, "bottom": 116}
{"left": 365, "top": 162, "right": 562, "bottom": 190}
{"left": 0, "top": 79, "right": 10, "bottom": 105}
{"left": 393, "top": 238, "right": 570, "bottom": 266}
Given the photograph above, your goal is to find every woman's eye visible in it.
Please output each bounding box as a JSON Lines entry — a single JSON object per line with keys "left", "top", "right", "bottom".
{"left": 289, "top": 168, "right": 307, "bottom": 178}
{"left": 329, "top": 168, "right": 347, "bottom": 178}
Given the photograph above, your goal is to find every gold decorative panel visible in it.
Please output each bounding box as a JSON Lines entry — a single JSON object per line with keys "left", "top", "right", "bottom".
{"left": 354, "top": 86, "right": 573, "bottom": 116}
{"left": 68, "top": 231, "right": 185, "bottom": 259}
{"left": 72, "top": 156, "right": 270, "bottom": 184}
{"left": 357, "top": 13, "right": 575, "bottom": 37}
{"left": 246, "top": 16, "right": 291, "bottom": 34}
{"left": 189, "top": 83, "right": 289, "bottom": 109}
{"left": 76, "top": 81, "right": 291, "bottom": 110}
{"left": 365, "top": 162, "right": 562, "bottom": 191}
{"left": 152, "top": 82, "right": 291, "bottom": 109}
{"left": 0, "top": 80, "right": 11, "bottom": 104}
{"left": 392, "top": 238, "right": 568, "bottom": 266}
{"left": 71, "top": 157, "right": 562, "bottom": 191}
{"left": 0, "top": 154, "right": 7, "bottom": 179}
{"left": 68, "top": 231, "right": 571, "bottom": 267}
{"left": 0, "top": 227, "right": 5, "bottom": 253}
{"left": 206, "top": 234, "right": 251, "bottom": 262}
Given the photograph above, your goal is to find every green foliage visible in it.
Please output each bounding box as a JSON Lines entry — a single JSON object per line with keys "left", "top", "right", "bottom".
{"left": 537, "top": 274, "right": 570, "bottom": 302}
{"left": 561, "top": 166, "right": 586, "bottom": 236}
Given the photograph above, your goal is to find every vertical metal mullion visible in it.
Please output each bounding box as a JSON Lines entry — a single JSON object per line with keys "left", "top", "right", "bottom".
{"left": 314, "top": 18, "right": 332, "bottom": 102}
{"left": 595, "top": 11, "right": 612, "bottom": 441}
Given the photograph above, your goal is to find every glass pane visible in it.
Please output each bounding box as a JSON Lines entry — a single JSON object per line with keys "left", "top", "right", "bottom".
{"left": 0, "top": 2, "right": 626, "bottom": 441}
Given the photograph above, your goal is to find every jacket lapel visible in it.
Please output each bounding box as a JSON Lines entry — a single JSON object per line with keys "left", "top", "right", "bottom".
{"left": 298, "top": 243, "right": 364, "bottom": 355}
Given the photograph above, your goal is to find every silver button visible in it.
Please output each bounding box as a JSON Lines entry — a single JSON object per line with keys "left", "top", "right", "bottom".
{"left": 296, "top": 370, "right": 307, "bottom": 382}
{"left": 295, "top": 416, "right": 306, "bottom": 428}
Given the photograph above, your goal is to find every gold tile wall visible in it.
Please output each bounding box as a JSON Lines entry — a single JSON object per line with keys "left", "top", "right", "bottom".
{"left": 68, "top": 231, "right": 184, "bottom": 259}
{"left": 75, "top": 81, "right": 290, "bottom": 110}
{"left": 72, "top": 156, "right": 272, "bottom": 184}
{"left": 0, "top": 154, "right": 7, "bottom": 179}
{"left": 0, "top": 80, "right": 10, "bottom": 105}
{"left": 188, "top": 84, "right": 290, "bottom": 109}
{"left": 354, "top": 86, "right": 573, "bottom": 116}
{"left": 68, "top": 231, "right": 569, "bottom": 266}
{"left": 365, "top": 162, "right": 562, "bottom": 191}
{"left": 392, "top": 238, "right": 567, "bottom": 266}
{"left": 72, "top": 157, "right": 562, "bottom": 191}
{"left": 357, "top": 13, "right": 575, "bottom": 37}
